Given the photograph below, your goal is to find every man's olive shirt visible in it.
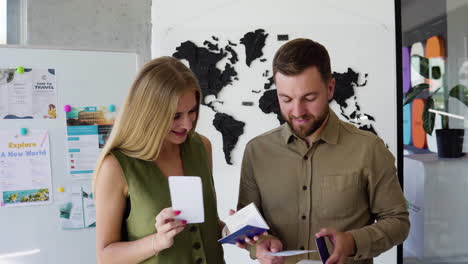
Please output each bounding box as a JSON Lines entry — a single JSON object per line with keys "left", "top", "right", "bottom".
{"left": 238, "top": 109, "right": 409, "bottom": 264}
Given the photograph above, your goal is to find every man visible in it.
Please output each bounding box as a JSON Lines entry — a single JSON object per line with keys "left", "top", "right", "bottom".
{"left": 237, "top": 38, "right": 409, "bottom": 264}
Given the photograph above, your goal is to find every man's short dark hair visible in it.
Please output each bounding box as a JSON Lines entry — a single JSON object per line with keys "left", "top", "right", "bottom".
{"left": 272, "top": 38, "right": 332, "bottom": 83}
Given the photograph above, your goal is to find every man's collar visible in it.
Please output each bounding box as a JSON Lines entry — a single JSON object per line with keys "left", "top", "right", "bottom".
{"left": 280, "top": 122, "right": 296, "bottom": 144}
{"left": 318, "top": 108, "right": 339, "bottom": 145}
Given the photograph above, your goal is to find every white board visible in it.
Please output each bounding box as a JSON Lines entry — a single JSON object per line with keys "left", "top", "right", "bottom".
{"left": 0, "top": 46, "right": 138, "bottom": 264}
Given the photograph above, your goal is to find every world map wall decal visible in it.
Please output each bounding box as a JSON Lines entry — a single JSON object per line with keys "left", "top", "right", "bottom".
{"left": 173, "top": 29, "right": 377, "bottom": 165}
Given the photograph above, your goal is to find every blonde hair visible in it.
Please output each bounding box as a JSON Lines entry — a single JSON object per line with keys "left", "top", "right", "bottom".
{"left": 93, "top": 56, "right": 201, "bottom": 194}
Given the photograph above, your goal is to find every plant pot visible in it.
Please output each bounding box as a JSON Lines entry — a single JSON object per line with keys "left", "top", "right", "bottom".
{"left": 435, "top": 129, "right": 465, "bottom": 158}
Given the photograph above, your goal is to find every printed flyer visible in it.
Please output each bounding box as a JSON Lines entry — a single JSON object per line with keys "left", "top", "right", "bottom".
{"left": 0, "top": 68, "right": 57, "bottom": 119}
{"left": 66, "top": 106, "right": 116, "bottom": 178}
{"left": 0, "top": 129, "right": 52, "bottom": 208}
{"left": 59, "top": 180, "right": 95, "bottom": 229}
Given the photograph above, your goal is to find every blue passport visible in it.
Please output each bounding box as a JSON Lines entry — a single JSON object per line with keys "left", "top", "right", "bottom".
{"left": 316, "top": 236, "right": 330, "bottom": 264}
{"left": 218, "top": 225, "right": 268, "bottom": 245}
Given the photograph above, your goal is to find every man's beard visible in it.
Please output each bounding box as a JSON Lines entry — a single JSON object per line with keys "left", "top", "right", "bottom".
{"left": 285, "top": 111, "right": 328, "bottom": 139}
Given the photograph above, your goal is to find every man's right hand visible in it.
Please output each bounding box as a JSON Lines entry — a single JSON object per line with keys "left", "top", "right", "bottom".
{"left": 255, "top": 237, "right": 285, "bottom": 264}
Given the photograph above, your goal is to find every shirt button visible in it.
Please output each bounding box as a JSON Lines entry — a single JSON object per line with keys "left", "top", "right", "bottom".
{"left": 190, "top": 226, "right": 197, "bottom": 232}
{"left": 196, "top": 257, "right": 203, "bottom": 264}
{"left": 302, "top": 215, "right": 306, "bottom": 220}
{"left": 302, "top": 185, "right": 307, "bottom": 190}
{"left": 300, "top": 246, "right": 305, "bottom": 250}
{"left": 193, "top": 242, "right": 201, "bottom": 249}
{"left": 303, "top": 156, "right": 308, "bottom": 160}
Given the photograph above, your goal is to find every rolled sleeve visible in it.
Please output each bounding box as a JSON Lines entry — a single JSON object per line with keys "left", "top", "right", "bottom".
{"left": 350, "top": 138, "right": 410, "bottom": 259}
{"left": 349, "top": 228, "right": 372, "bottom": 260}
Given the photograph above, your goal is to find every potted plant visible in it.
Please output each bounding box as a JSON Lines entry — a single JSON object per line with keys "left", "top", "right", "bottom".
{"left": 404, "top": 55, "right": 467, "bottom": 158}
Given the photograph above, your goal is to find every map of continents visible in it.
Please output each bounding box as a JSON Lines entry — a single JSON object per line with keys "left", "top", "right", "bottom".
{"left": 173, "top": 29, "right": 377, "bottom": 165}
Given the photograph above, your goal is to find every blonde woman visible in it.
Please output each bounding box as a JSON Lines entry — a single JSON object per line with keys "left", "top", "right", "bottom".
{"left": 94, "top": 57, "right": 224, "bottom": 264}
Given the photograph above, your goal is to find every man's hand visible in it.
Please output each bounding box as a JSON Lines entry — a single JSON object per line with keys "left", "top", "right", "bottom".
{"left": 228, "top": 209, "right": 268, "bottom": 249}
{"left": 256, "top": 237, "right": 285, "bottom": 264}
{"left": 315, "top": 228, "right": 356, "bottom": 264}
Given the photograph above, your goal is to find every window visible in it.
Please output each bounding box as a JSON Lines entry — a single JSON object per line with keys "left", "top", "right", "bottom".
{"left": 401, "top": 1, "right": 468, "bottom": 263}
{"left": 1, "top": 0, "right": 25, "bottom": 45}
{"left": 0, "top": 0, "right": 6, "bottom": 44}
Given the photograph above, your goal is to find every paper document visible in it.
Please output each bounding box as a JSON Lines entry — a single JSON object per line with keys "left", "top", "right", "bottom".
{"left": 168, "top": 176, "right": 204, "bottom": 224}
{"left": 266, "top": 250, "right": 317, "bottom": 257}
{"left": 0, "top": 129, "right": 53, "bottom": 208}
{"left": 59, "top": 180, "right": 95, "bottom": 229}
{"left": 0, "top": 68, "right": 57, "bottom": 119}
{"left": 66, "top": 105, "right": 116, "bottom": 179}
{"left": 218, "top": 203, "right": 269, "bottom": 244}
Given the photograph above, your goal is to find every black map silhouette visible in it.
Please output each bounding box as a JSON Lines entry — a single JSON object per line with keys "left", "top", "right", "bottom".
{"left": 173, "top": 29, "right": 376, "bottom": 164}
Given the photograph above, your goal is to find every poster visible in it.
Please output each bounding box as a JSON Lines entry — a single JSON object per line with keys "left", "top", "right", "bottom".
{"left": 0, "top": 129, "right": 52, "bottom": 207}
{"left": 66, "top": 106, "right": 116, "bottom": 179}
{"left": 59, "top": 180, "right": 95, "bottom": 229}
{"left": 0, "top": 68, "right": 57, "bottom": 119}
{"left": 61, "top": 105, "right": 116, "bottom": 229}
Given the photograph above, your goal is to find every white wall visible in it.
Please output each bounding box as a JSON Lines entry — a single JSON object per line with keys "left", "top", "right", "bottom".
{"left": 152, "top": 1, "right": 398, "bottom": 264}
{"left": 26, "top": 0, "right": 152, "bottom": 65}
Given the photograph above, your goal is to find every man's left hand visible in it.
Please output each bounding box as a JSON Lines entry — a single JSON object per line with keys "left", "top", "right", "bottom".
{"left": 315, "top": 228, "right": 356, "bottom": 264}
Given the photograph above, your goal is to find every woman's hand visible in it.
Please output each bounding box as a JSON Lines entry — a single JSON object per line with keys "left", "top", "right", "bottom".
{"left": 153, "top": 207, "right": 187, "bottom": 251}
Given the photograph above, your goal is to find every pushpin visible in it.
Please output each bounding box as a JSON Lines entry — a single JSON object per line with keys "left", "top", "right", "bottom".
{"left": 64, "top": 105, "right": 72, "bottom": 112}
{"left": 20, "top": 128, "right": 28, "bottom": 136}
{"left": 108, "top": 104, "right": 116, "bottom": 112}
{"left": 16, "top": 66, "right": 25, "bottom": 74}
{"left": 58, "top": 187, "right": 65, "bottom": 193}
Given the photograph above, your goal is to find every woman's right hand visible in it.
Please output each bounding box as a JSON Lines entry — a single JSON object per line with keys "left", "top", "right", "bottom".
{"left": 154, "top": 207, "right": 187, "bottom": 251}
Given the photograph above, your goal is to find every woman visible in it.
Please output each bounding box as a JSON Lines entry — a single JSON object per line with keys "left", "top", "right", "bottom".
{"left": 94, "top": 57, "right": 224, "bottom": 264}
{"left": 48, "top": 104, "right": 56, "bottom": 118}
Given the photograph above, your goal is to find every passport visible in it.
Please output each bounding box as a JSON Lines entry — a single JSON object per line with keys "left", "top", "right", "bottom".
{"left": 218, "top": 225, "right": 268, "bottom": 244}
{"left": 316, "top": 236, "right": 330, "bottom": 264}
{"left": 218, "top": 203, "right": 269, "bottom": 245}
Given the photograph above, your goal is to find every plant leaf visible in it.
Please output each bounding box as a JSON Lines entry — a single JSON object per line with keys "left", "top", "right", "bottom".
{"left": 411, "top": 55, "right": 429, "bottom": 78}
{"left": 430, "top": 87, "right": 441, "bottom": 97}
{"left": 431, "top": 66, "right": 441, "bottom": 79}
{"left": 449, "top": 84, "right": 468, "bottom": 107}
{"left": 422, "top": 97, "right": 435, "bottom": 135}
{"left": 404, "top": 83, "right": 429, "bottom": 105}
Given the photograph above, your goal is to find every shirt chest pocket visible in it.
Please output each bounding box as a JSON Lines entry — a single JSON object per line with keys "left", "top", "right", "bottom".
{"left": 318, "top": 173, "right": 362, "bottom": 219}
